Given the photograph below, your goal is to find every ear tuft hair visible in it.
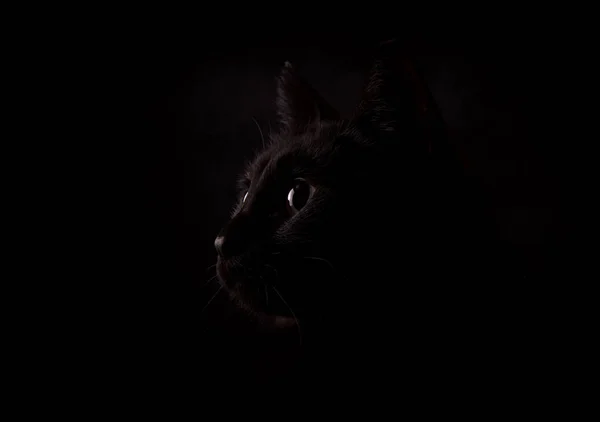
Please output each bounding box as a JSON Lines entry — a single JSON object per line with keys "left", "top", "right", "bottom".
{"left": 276, "top": 62, "right": 339, "bottom": 134}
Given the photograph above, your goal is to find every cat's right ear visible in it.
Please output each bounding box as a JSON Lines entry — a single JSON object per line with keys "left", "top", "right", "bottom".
{"left": 276, "top": 62, "right": 339, "bottom": 134}
{"left": 352, "top": 40, "right": 445, "bottom": 149}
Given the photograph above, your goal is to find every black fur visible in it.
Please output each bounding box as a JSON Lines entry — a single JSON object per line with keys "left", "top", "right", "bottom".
{"left": 211, "top": 41, "right": 516, "bottom": 384}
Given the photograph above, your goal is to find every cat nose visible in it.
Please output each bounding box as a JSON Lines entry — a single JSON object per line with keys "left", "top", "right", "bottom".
{"left": 215, "top": 213, "right": 255, "bottom": 258}
{"left": 214, "top": 236, "right": 225, "bottom": 257}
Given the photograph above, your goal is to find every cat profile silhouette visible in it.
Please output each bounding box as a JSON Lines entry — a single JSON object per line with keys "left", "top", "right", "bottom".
{"left": 209, "top": 40, "right": 515, "bottom": 384}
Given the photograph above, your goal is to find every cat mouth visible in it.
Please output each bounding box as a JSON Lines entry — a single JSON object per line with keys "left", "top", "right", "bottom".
{"left": 216, "top": 258, "right": 229, "bottom": 280}
{"left": 216, "top": 257, "right": 299, "bottom": 330}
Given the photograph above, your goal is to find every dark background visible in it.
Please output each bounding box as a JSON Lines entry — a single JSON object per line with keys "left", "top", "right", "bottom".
{"left": 101, "top": 31, "right": 582, "bottom": 388}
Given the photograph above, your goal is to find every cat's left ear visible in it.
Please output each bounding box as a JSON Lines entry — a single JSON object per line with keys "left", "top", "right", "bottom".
{"left": 352, "top": 40, "right": 445, "bottom": 149}
{"left": 276, "top": 62, "right": 340, "bottom": 134}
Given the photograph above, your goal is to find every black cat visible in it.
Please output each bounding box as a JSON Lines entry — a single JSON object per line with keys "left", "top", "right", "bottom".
{"left": 209, "top": 40, "right": 516, "bottom": 384}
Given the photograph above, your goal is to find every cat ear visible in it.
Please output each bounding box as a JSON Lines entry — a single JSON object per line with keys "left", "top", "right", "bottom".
{"left": 276, "top": 62, "right": 340, "bottom": 134}
{"left": 353, "top": 40, "right": 445, "bottom": 149}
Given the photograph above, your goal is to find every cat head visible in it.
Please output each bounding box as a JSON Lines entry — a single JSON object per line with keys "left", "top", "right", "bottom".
{"left": 214, "top": 41, "right": 448, "bottom": 334}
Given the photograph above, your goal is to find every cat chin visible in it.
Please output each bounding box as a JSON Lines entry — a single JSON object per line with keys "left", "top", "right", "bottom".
{"left": 225, "top": 287, "right": 298, "bottom": 332}
{"left": 216, "top": 259, "right": 298, "bottom": 332}
{"left": 257, "top": 313, "right": 297, "bottom": 331}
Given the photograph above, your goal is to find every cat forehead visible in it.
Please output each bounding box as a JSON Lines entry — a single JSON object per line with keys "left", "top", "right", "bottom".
{"left": 247, "top": 144, "right": 312, "bottom": 181}
{"left": 246, "top": 125, "right": 345, "bottom": 178}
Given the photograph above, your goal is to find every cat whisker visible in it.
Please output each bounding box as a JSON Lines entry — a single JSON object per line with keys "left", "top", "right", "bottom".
{"left": 303, "top": 256, "right": 336, "bottom": 272}
{"left": 264, "top": 264, "right": 279, "bottom": 283}
{"left": 251, "top": 117, "right": 265, "bottom": 149}
{"left": 271, "top": 286, "right": 302, "bottom": 346}
{"left": 206, "top": 264, "right": 217, "bottom": 274}
{"left": 264, "top": 284, "right": 269, "bottom": 307}
{"left": 201, "top": 285, "right": 224, "bottom": 313}
{"left": 203, "top": 275, "right": 218, "bottom": 288}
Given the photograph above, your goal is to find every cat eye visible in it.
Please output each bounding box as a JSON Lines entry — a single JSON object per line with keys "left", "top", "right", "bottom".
{"left": 243, "top": 192, "right": 248, "bottom": 203}
{"left": 287, "top": 179, "right": 313, "bottom": 215}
